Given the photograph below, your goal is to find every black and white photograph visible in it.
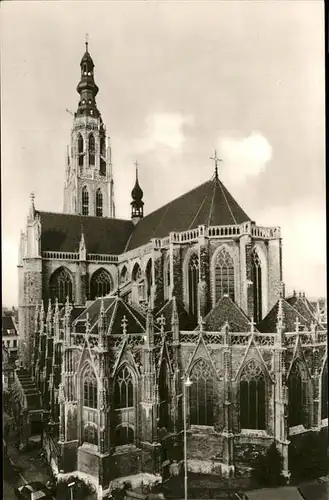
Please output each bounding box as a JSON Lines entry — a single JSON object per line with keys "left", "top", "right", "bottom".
{"left": 1, "top": 1, "right": 327, "bottom": 500}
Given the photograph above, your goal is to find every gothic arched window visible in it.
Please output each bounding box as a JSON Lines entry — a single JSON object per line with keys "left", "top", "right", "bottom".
{"left": 252, "top": 249, "right": 262, "bottom": 323}
{"left": 215, "top": 248, "right": 235, "bottom": 302}
{"left": 90, "top": 268, "right": 113, "bottom": 300}
{"left": 120, "top": 266, "right": 128, "bottom": 284}
{"left": 77, "top": 134, "right": 84, "bottom": 167}
{"left": 240, "top": 359, "right": 266, "bottom": 430}
{"left": 114, "top": 366, "right": 134, "bottom": 409}
{"left": 145, "top": 259, "right": 152, "bottom": 299}
{"left": 115, "top": 425, "right": 134, "bottom": 446}
{"left": 49, "top": 267, "right": 73, "bottom": 304}
{"left": 188, "top": 254, "right": 199, "bottom": 320}
{"left": 89, "top": 134, "right": 95, "bottom": 166}
{"left": 82, "top": 186, "right": 89, "bottom": 216}
{"left": 96, "top": 188, "right": 103, "bottom": 217}
{"left": 190, "top": 359, "right": 214, "bottom": 426}
{"left": 83, "top": 366, "right": 98, "bottom": 409}
{"left": 159, "top": 360, "right": 170, "bottom": 428}
{"left": 132, "top": 263, "right": 142, "bottom": 282}
{"left": 164, "top": 258, "right": 171, "bottom": 301}
{"left": 288, "top": 360, "right": 307, "bottom": 427}
{"left": 321, "top": 361, "right": 328, "bottom": 419}
{"left": 83, "top": 423, "right": 98, "bottom": 445}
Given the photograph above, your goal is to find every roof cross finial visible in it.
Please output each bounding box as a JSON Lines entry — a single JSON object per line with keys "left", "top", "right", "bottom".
{"left": 294, "top": 316, "right": 301, "bottom": 333}
{"left": 121, "top": 315, "right": 128, "bottom": 335}
{"left": 134, "top": 160, "right": 139, "bottom": 179}
{"left": 210, "top": 149, "right": 222, "bottom": 180}
{"left": 249, "top": 316, "right": 256, "bottom": 333}
{"left": 85, "top": 33, "right": 89, "bottom": 52}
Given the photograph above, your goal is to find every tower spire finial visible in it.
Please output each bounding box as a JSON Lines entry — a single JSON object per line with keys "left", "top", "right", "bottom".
{"left": 85, "top": 33, "right": 89, "bottom": 52}
{"left": 210, "top": 149, "right": 222, "bottom": 180}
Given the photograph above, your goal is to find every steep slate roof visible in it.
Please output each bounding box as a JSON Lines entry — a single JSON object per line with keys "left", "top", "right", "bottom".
{"left": 257, "top": 299, "right": 310, "bottom": 333}
{"left": 201, "top": 295, "right": 255, "bottom": 332}
{"left": 286, "top": 294, "right": 324, "bottom": 330}
{"left": 2, "top": 315, "right": 18, "bottom": 335}
{"left": 156, "top": 298, "right": 196, "bottom": 331}
{"left": 38, "top": 211, "right": 133, "bottom": 254}
{"left": 73, "top": 294, "right": 160, "bottom": 335}
{"left": 126, "top": 177, "right": 251, "bottom": 251}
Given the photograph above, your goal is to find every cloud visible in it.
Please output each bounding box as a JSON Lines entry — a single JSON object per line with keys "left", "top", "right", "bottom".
{"left": 218, "top": 132, "right": 272, "bottom": 185}
{"left": 257, "top": 201, "right": 326, "bottom": 297}
{"left": 135, "top": 112, "right": 193, "bottom": 152}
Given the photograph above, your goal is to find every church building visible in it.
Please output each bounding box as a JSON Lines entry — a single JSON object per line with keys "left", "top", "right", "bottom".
{"left": 17, "top": 43, "right": 328, "bottom": 498}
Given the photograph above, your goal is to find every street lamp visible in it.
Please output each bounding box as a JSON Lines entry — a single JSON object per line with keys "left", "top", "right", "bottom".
{"left": 68, "top": 481, "right": 75, "bottom": 500}
{"left": 183, "top": 374, "right": 192, "bottom": 500}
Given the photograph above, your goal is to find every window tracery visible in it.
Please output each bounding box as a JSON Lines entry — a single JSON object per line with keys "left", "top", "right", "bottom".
{"left": 82, "top": 186, "right": 89, "bottom": 216}
{"left": 83, "top": 366, "right": 97, "bottom": 409}
{"left": 96, "top": 188, "right": 103, "bottom": 217}
{"left": 114, "top": 366, "right": 134, "bottom": 409}
{"left": 49, "top": 267, "right": 73, "bottom": 304}
{"left": 214, "top": 248, "right": 235, "bottom": 302}
{"left": 190, "top": 359, "right": 214, "bottom": 426}
{"left": 240, "top": 359, "right": 266, "bottom": 430}
{"left": 77, "top": 134, "right": 84, "bottom": 167}
{"left": 89, "top": 134, "right": 95, "bottom": 166}
{"left": 90, "top": 268, "right": 113, "bottom": 300}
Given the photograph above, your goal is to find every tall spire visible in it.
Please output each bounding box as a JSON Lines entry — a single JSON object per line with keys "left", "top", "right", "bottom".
{"left": 131, "top": 160, "right": 144, "bottom": 224}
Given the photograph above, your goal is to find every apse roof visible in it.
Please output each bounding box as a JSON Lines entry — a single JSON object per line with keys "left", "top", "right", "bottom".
{"left": 125, "top": 177, "right": 251, "bottom": 251}
{"left": 257, "top": 299, "right": 310, "bottom": 333}
{"left": 201, "top": 295, "right": 255, "bottom": 332}
{"left": 38, "top": 211, "right": 133, "bottom": 254}
{"left": 286, "top": 294, "right": 324, "bottom": 330}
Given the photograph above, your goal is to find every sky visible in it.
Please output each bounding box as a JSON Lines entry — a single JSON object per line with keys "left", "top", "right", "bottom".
{"left": 1, "top": 0, "right": 326, "bottom": 307}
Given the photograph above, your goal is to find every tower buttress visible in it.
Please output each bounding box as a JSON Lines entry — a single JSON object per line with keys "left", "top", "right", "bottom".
{"left": 63, "top": 41, "right": 115, "bottom": 218}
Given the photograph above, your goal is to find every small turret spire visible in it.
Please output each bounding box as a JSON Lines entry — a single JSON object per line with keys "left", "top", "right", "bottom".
{"left": 131, "top": 160, "right": 144, "bottom": 224}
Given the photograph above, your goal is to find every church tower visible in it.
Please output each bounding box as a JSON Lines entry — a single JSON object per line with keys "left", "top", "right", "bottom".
{"left": 63, "top": 40, "right": 115, "bottom": 217}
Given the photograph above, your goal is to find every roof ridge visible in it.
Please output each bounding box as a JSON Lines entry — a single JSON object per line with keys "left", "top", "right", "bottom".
{"left": 37, "top": 210, "right": 132, "bottom": 224}
{"left": 217, "top": 180, "right": 238, "bottom": 224}
{"left": 135, "top": 179, "right": 211, "bottom": 221}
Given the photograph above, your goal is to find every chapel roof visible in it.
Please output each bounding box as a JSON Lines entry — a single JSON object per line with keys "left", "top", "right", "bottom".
{"left": 155, "top": 298, "right": 196, "bottom": 331}
{"left": 257, "top": 298, "right": 311, "bottom": 333}
{"left": 125, "top": 177, "right": 251, "bottom": 251}
{"left": 286, "top": 294, "right": 324, "bottom": 330}
{"left": 201, "top": 295, "right": 256, "bottom": 332}
{"left": 37, "top": 211, "right": 133, "bottom": 254}
{"left": 73, "top": 294, "right": 160, "bottom": 335}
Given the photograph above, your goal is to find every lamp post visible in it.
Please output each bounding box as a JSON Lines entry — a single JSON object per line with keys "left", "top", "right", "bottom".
{"left": 68, "top": 481, "right": 75, "bottom": 500}
{"left": 183, "top": 375, "right": 192, "bottom": 500}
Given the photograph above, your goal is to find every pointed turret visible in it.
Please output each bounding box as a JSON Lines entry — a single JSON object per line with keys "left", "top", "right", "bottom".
{"left": 171, "top": 296, "right": 180, "bottom": 343}
{"left": 131, "top": 161, "right": 144, "bottom": 225}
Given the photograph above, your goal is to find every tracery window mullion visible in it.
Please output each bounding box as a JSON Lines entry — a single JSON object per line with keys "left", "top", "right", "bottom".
{"left": 82, "top": 187, "right": 89, "bottom": 216}
{"left": 96, "top": 189, "right": 103, "bottom": 217}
